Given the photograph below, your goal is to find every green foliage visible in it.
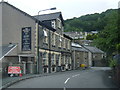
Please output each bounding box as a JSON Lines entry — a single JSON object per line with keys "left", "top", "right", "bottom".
{"left": 109, "top": 59, "right": 118, "bottom": 68}
{"left": 93, "top": 9, "right": 119, "bottom": 55}
{"left": 116, "top": 43, "right": 120, "bottom": 54}
{"left": 86, "top": 34, "right": 97, "bottom": 40}
{"left": 64, "top": 9, "right": 117, "bottom": 32}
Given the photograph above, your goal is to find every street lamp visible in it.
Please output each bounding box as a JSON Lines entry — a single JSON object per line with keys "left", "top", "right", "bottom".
{"left": 38, "top": 7, "right": 56, "bottom": 17}
{"left": 36, "top": 7, "right": 56, "bottom": 74}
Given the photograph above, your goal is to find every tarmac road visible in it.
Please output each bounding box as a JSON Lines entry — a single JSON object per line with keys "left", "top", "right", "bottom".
{"left": 7, "top": 67, "right": 118, "bottom": 89}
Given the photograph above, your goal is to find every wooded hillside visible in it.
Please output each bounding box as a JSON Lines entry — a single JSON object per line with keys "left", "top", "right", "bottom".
{"left": 64, "top": 9, "right": 117, "bottom": 32}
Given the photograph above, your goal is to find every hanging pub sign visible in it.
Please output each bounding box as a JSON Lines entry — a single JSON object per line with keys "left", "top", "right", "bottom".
{"left": 22, "top": 27, "right": 31, "bottom": 51}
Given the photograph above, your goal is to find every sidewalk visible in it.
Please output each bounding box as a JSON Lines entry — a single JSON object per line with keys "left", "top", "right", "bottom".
{"left": 0, "top": 73, "right": 49, "bottom": 89}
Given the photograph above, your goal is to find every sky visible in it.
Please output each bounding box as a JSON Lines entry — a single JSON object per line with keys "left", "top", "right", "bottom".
{"left": 4, "top": 0, "right": 120, "bottom": 20}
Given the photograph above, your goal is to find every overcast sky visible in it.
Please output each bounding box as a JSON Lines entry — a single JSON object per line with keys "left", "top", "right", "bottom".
{"left": 6, "top": 0, "right": 120, "bottom": 20}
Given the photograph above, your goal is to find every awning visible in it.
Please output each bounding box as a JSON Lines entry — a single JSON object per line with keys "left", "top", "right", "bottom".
{"left": 0, "top": 44, "right": 17, "bottom": 60}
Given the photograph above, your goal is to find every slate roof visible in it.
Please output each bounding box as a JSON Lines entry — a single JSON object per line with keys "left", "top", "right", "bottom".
{"left": 0, "top": 44, "right": 17, "bottom": 60}
{"left": 72, "top": 47, "right": 88, "bottom": 52}
{"left": 34, "top": 12, "right": 61, "bottom": 21}
{"left": 83, "top": 46, "right": 104, "bottom": 54}
{"left": 72, "top": 43, "right": 88, "bottom": 52}
{"left": 34, "top": 12, "right": 64, "bottom": 25}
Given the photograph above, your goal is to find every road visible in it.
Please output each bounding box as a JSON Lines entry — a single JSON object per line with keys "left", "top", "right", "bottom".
{"left": 7, "top": 67, "right": 118, "bottom": 89}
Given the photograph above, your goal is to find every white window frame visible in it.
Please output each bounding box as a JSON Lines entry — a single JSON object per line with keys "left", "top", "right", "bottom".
{"left": 43, "top": 29, "right": 48, "bottom": 43}
{"left": 51, "top": 20, "right": 56, "bottom": 29}
{"left": 57, "top": 18, "right": 61, "bottom": 29}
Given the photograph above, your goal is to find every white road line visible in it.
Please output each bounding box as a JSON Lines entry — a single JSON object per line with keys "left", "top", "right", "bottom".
{"left": 72, "top": 74, "right": 80, "bottom": 78}
{"left": 64, "top": 78, "right": 70, "bottom": 84}
{"left": 64, "top": 87, "right": 66, "bottom": 90}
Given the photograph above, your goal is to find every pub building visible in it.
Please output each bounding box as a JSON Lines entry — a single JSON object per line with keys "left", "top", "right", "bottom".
{"left": 0, "top": 1, "right": 72, "bottom": 77}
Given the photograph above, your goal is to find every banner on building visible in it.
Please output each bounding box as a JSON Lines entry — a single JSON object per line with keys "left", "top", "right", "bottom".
{"left": 22, "top": 27, "right": 31, "bottom": 51}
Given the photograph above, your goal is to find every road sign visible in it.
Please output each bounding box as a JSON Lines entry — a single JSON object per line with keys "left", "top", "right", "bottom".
{"left": 8, "top": 66, "right": 21, "bottom": 74}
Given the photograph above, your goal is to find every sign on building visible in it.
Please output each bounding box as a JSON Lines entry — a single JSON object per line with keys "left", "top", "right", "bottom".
{"left": 22, "top": 27, "right": 31, "bottom": 51}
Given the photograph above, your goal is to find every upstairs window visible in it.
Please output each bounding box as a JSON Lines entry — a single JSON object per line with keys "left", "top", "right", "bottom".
{"left": 43, "top": 30, "right": 48, "bottom": 43}
{"left": 51, "top": 54, "right": 55, "bottom": 65}
{"left": 57, "top": 18, "right": 61, "bottom": 29}
{"left": 51, "top": 33, "right": 55, "bottom": 46}
{"left": 51, "top": 20, "right": 56, "bottom": 29}
{"left": 59, "top": 36, "right": 62, "bottom": 47}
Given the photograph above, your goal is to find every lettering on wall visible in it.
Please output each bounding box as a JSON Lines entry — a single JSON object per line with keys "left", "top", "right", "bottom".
{"left": 22, "top": 27, "right": 31, "bottom": 51}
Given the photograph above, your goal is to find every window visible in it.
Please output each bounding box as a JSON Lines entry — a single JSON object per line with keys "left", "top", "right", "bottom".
{"left": 51, "top": 20, "right": 56, "bottom": 29}
{"left": 51, "top": 33, "right": 55, "bottom": 46}
{"left": 63, "top": 38, "right": 66, "bottom": 48}
{"left": 58, "top": 54, "right": 61, "bottom": 66}
{"left": 59, "top": 36, "right": 62, "bottom": 47}
{"left": 42, "top": 52, "right": 48, "bottom": 65}
{"left": 43, "top": 29, "right": 48, "bottom": 43}
{"left": 69, "top": 57, "right": 72, "bottom": 64}
{"left": 57, "top": 18, "right": 61, "bottom": 29}
{"left": 68, "top": 40, "right": 70, "bottom": 49}
{"left": 51, "top": 54, "right": 55, "bottom": 65}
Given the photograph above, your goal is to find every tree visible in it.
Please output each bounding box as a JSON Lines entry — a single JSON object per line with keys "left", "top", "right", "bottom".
{"left": 93, "top": 9, "right": 119, "bottom": 55}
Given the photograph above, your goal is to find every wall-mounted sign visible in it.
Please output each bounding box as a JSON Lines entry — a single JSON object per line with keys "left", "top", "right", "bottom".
{"left": 22, "top": 27, "right": 31, "bottom": 51}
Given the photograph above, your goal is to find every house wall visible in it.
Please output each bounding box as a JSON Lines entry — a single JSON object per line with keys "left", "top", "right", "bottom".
{"left": 39, "top": 16, "right": 72, "bottom": 72}
{"left": 2, "top": 3, "right": 36, "bottom": 54}
{"left": 93, "top": 53, "right": 103, "bottom": 61}
{"left": 92, "top": 53, "right": 104, "bottom": 66}
{"left": 0, "top": 3, "right": 2, "bottom": 45}
{"left": 72, "top": 50, "right": 89, "bottom": 69}
{"left": 88, "top": 52, "right": 92, "bottom": 67}
{"left": 0, "top": 3, "right": 2, "bottom": 79}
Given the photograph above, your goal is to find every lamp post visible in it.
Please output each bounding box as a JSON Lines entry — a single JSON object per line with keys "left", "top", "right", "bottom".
{"left": 36, "top": 7, "right": 56, "bottom": 74}
{"left": 38, "top": 7, "right": 56, "bottom": 18}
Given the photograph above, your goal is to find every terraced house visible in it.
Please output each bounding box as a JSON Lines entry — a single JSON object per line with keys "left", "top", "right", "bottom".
{"left": 34, "top": 12, "right": 72, "bottom": 73}
{"left": 0, "top": 1, "right": 72, "bottom": 77}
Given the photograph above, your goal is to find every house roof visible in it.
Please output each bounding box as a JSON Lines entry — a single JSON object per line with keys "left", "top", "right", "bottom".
{"left": 72, "top": 43, "right": 82, "bottom": 48}
{"left": 83, "top": 46, "right": 104, "bottom": 53}
{"left": 72, "top": 47, "right": 88, "bottom": 52}
{"left": 72, "top": 43, "right": 88, "bottom": 52}
{"left": 34, "top": 12, "right": 64, "bottom": 26}
{"left": 0, "top": 1, "right": 56, "bottom": 32}
{"left": 34, "top": 12, "right": 61, "bottom": 21}
{"left": 0, "top": 44, "right": 17, "bottom": 60}
{"left": 0, "top": 1, "right": 36, "bottom": 21}
{"left": 63, "top": 34, "right": 73, "bottom": 40}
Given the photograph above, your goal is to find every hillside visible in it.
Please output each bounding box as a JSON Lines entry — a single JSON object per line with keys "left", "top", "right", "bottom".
{"left": 64, "top": 9, "right": 117, "bottom": 32}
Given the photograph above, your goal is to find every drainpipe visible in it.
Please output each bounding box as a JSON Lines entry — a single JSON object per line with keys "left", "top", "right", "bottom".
{"left": 48, "top": 29, "right": 51, "bottom": 73}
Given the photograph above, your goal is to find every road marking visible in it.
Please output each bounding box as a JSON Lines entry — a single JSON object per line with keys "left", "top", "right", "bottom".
{"left": 64, "top": 78, "right": 70, "bottom": 84}
{"left": 72, "top": 74, "right": 80, "bottom": 78}
{"left": 64, "top": 87, "right": 66, "bottom": 90}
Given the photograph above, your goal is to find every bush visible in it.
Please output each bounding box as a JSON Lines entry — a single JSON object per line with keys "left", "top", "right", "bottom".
{"left": 109, "top": 59, "right": 118, "bottom": 68}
